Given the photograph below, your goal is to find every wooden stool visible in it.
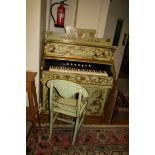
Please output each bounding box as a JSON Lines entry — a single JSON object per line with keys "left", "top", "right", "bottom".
{"left": 26, "top": 71, "right": 40, "bottom": 141}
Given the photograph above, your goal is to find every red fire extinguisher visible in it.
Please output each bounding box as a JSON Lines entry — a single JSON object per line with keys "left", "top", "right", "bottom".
{"left": 50, "top": 0, "right": 68, "bottom": 28}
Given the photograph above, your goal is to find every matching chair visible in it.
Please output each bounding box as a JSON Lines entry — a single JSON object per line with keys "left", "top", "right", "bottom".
{"left": 47, "top": 80, "right": 88, "bottom": 145}
{"left": 26, "top": 71, "right": 40, "bottom": 141}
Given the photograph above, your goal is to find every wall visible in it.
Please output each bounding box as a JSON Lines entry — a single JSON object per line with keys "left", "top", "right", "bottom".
{"left": 103, "top": 0, "right": 129, "bottom": 41}
{"left": 40, "top": 0, "right": 47, "bottom": 63}
{"left": 26, "top": 0, "right": 47, "bottom": 105}
{"left": 48, "top": 0, "right": 77, "bottom": 34}
{"left": 48, "top": 0, "right": 110, "bottom": 37}
{"left": 76, "top": 0, "right": 110, "bottom": 38}
{"left": 103, "top": 0, "right": 129, "bottom": 78}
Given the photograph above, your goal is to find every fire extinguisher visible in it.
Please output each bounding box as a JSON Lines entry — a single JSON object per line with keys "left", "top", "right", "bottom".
{"left": 50, "top": 0, "right": 68, "bottom": 28}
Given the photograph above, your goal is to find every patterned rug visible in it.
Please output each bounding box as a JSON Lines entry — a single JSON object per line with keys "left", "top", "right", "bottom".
{"left": 26, "top": 125, "right": 129, "bottom": 155}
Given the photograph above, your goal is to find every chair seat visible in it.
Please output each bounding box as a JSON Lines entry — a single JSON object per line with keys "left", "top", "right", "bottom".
{"left": 53, "top": 97, "right": 87, "bottom": 117}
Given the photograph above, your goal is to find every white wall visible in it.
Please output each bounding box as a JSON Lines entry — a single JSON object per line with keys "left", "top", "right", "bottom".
{"left": 48, "top": 0, "right": 110, "bottom": 37}
{"left": 76, "top": 0, "right": 110, "bottom": 38}
{"left": 26, "top": 0, "right": 47, "bottom": 105}
{"left": 40, "top": 0, "right": 47, "bottom": 62}
{"left": 103, "top": 0, "right": 129, "bottom": 40}
{"left": 103, "top": 0, "right": 129, "bottom": 78}
{"left": 48, "top": 0, "right": 77, "bottom": 34}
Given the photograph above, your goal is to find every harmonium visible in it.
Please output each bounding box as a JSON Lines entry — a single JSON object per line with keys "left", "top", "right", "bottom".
{"left": 40, "top": 26, "right": 116, "bottom": 117}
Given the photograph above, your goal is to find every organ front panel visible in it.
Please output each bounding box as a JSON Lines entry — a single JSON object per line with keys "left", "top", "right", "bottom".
{"left": 40, "top": 26, "right": 116, "bottom": 117}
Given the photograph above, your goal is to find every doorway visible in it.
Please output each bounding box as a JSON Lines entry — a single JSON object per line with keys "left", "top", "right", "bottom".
{"left": 103, "top": 0, "right": 129, "bottom": 96}
{"left": 103, "top": 0, "right": 129, "bottom": 79}
{"left": 118, "top": 36, "right": 129, "bottom": 79}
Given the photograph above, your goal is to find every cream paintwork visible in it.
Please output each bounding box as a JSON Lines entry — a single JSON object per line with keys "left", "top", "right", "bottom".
{"left": 47, "top": 80, "right": 88, "bottom": 145}
{"left": 42, "top": 70, "right": 113, "bottom": 115}
{"left": 41, "top": 26, "right": 115, "bottom": 116}
{"left": 45, "top": 42, "right": 113, "bottom": 62}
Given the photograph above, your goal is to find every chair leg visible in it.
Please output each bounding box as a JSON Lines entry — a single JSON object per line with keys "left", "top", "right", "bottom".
{"left": 29, "top": 96, "right": 38, "bottom": 142}
{"left": 48, "top": 111, "right": 53, "bottom": 142}
{"left": 31, "top": 121, "right": 38, "bottom": 142}
{"left": 72, "top": 108, "right": 86, "bottom": 145}
{"left": 79, "top": 108, "right": 86, "bottom": 127}
{"left": 35, "top": 112, "right": 41, "bottom": 128}
{"left": 72, "top": 117, "right": 79, "bottom": 145}
{"left": 53, "top": 112, "right": 58, "bottom": 124}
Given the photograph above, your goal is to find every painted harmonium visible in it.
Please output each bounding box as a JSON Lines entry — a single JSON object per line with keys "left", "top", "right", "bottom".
{"left": 40, "top": 26, "right": 116, "bottom": 117}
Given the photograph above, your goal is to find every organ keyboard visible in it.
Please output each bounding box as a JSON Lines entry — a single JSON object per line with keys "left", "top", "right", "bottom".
{"left": 49, "top": 66, "right": 108, "bottom": 76}
{"left": 41, "top": 26, "right": 116, "bottom": 116}
{"left": 45, "top": 59, "right": 109, "bottom": 76}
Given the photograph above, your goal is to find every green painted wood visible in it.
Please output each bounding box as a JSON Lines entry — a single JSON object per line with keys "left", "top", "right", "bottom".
{"left": 47, "top": 80, "right": 88, "bottom": 145}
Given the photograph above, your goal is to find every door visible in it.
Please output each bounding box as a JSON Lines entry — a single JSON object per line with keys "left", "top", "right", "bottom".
{"left": 103, "top": 0, "right": 129, "bottom": 79}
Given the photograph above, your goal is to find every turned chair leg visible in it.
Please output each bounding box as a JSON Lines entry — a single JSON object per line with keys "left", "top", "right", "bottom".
{"left": 72, "top": 117, "right": 79, "bottom": 145}
{"left": 48, "top": 111, "right": 53, "bottom": 142}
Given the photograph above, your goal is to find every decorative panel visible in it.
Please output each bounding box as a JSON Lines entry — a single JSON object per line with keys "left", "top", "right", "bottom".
{"left": 41, "top": 71, "right": 112, "bottom": 116}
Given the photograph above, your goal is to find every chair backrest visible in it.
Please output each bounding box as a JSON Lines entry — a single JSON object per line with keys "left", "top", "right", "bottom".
{"left": 47, "top": 80, "right": 88, "bottom": 98}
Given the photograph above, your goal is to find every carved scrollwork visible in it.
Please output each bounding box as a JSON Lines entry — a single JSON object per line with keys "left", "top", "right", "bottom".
{"left": 65, "top": 26, "right": 96, "bottom": 41}
{"left": 42, "top": 71, "right": 113, "bottom": 86}
{"left": 45, "top": 42, "right": 112, "bottom": 61}
{"left": 42, "top": 71, "right": 110, "bottom": 115}
{"left": 45, "top": 26, "right": 114, "bottom": 49}
{"left": 85, "top": 88, "right": 108, "bottom": 115}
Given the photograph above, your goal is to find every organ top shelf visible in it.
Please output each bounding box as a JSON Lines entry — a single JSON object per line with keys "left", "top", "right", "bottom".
{"left": 45, "top": 26, "right": 115, "bottom": 49}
